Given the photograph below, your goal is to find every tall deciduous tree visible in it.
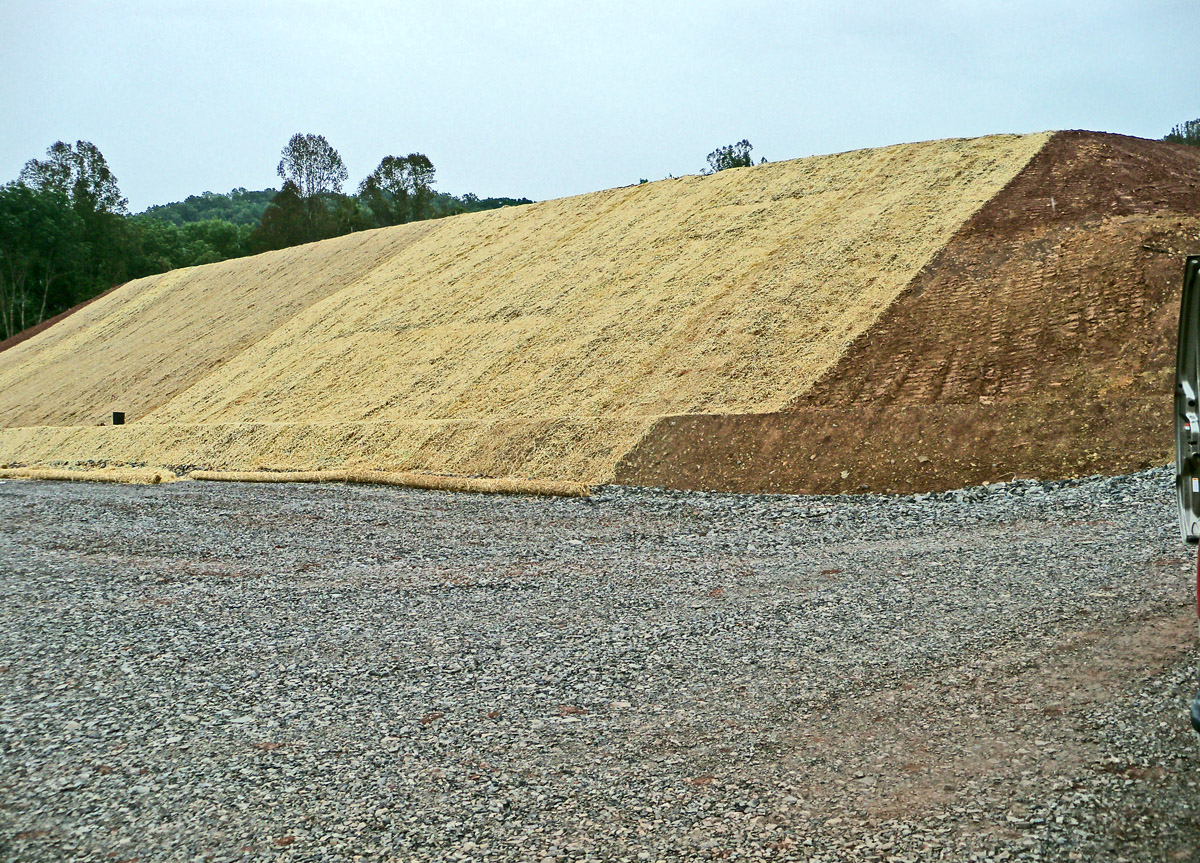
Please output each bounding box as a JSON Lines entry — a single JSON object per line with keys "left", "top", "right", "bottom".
{"left": 249, "top": 181, "right": 309, "bottom": 251}
{"left": 17, "top": 140, "right": 129, "bottom": 294}
{"left": 270, "top": 134, "right": 353, "bottom": 245}
{"left": 277, "top": 133, "right": 349, "bottom": 198}
{"left": 358, "top": 153, "right": 437, "bottom": 226}
{"left": 19, "top": 140, "right": 128, "bottom": 215}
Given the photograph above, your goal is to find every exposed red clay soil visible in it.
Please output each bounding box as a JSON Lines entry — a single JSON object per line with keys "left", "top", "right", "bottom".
{"left": 0, "top": 282, "right": 125, "bottom": 355}
{"left": 617, "top": 132, "right": 1200, "bottom": 493}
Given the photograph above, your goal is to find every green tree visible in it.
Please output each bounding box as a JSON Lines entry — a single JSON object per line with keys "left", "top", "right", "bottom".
{"left": 140, "top": 188, "right": 277, "bottom": 226}
{"left": 405, "top": 154, "right": 436, "bottom": 222}
{"left": 249, "top": 181, "right": 368, "bottom": 252}
{"left": 179, "top": 219, "right": 249, "bottom": 262}
{"left": 277, "top": 133, "right": 348, "bottom": 198}
{"left": 358, "top": 153, "right": 437, "bottom": 226}
{"left": 125, "top": 216, "right": 184, "bottom": 276}
{"left": 1164, "top": 119, "right": 1200, "bottom": 147}
{"left": 270, "top": 133, "right": 354, "bottom": 244}
{"left": 0, "top": 183, "right": 87, "bottom": 338}
{"left": 18, "top": 140, "right": 130, "bottom": 291}
{"left": 19, "top": 140, "right": 128, "bottom": 215}
{"left": 426, "top": 192, "right": 533, "bottom": 219}
{"left": 125, "top": 216, "right": 253, "bottom": 277}
{"left": 327, "top": 193, "right": 374, "bottom": 236}
{"left": 704, "top": 139, "right": 756, "bottom": 174}
{"left": 249, "top": 181, "right": 310, "bottom": 251}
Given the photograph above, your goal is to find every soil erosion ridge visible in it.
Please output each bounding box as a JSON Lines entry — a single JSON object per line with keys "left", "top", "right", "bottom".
{"left": 1, "top": 131, "right": 1196, "bottom": 492}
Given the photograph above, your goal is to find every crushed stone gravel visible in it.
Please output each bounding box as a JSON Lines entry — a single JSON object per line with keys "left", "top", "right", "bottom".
{"left": 1, "top": 467, "right": 1198, "bottom": 861}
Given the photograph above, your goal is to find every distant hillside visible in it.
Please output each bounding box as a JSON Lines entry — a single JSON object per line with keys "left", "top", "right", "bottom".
{"left": 140, "top": 187, "right": 533, "bottom": 227}
{"left": 140, "top": 188, "right": 277, "bottom": 226}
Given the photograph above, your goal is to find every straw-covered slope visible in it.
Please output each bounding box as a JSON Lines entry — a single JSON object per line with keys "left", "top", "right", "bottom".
{"left": 0, "top": 133, "right": 1060, "bottom": 486}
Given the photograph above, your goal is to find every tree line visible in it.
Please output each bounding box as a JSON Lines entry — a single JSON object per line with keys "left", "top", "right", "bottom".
{"left": 1164, "top": 119, "right": 1200, "bottom": 147}
{"left": 0, "top": 135, "right": 531, "bottom": 340}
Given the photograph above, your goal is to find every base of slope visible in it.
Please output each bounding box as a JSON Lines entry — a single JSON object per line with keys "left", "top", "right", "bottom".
{"left": 0, "top": 466, "right": 176, "bottom": 484}
{"left": 0, "top": 416, "right": 652, "bottom": 487}
{"left": 0, "top": 466, "right": 588, "bottom": 495}
{"left": 188, "top": 469, "right": 589, "bottom": 496}
{"left": 614, "top": 394, "right": 1165, "bottom": 494}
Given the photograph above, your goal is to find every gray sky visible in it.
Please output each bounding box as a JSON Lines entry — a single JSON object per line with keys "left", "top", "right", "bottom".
{"left": 3, "top": 0, "right": 1196, "bottom": 212}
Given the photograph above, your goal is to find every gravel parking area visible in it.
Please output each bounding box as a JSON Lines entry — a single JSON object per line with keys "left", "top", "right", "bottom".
{"left": 1, "top": 468, "right": 1198, "bottom": 861}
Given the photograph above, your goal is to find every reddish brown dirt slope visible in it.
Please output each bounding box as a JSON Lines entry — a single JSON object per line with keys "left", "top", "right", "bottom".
{"left": 617, "top": 132, "right": 1200, "bottom": 493}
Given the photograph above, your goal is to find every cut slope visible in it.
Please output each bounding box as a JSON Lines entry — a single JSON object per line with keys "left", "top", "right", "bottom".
{"left": 617, "top": 132, "right": 1200, "bottom": 492}
{"left": 0, "top": 133, "right": 1052, "bottom": 485}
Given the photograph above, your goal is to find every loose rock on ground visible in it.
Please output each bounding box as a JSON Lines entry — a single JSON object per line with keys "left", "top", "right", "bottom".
{"left": 1, "top": 467, "right": 1198, "bottom": 861}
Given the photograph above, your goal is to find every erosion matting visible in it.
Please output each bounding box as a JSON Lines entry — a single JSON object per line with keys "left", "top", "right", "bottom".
{"left": 618, "top": 131, "right": 1200, "bottom": 492}
{"left": 0, "top": 131, "right": 1196, "bottom": 492}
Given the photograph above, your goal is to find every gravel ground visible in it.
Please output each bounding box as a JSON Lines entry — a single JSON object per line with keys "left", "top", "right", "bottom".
{"left": 1, "top": 467, "right": 1198, "bottom": 862}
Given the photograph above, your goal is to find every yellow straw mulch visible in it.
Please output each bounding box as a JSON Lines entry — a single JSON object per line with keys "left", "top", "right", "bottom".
{"left": 0, "top": 133, "right": 1053, "bottom": 486}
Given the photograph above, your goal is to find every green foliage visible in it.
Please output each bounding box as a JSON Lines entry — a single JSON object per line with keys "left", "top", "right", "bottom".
{"left": 277, "top": 133, "right": 348, "bottom": 198}
{"left": 427, "top": 192, "right": 533, "bottom": 219}
{"left": 80, "top": 207, "right": 133, "bottom": 291}
{"left": 248, "top": 181, "right": 371, "bottom": 253}
{"left": 17, "top": 141, "right": 132, "bottom": 301}
{"left": 359, "top": 153, "right": 437, "bottom": 226}
{"left": 0, "top": 183, "right": 88, "bottom": 338}
{"left": 248, "top": 182, "right": 309, "bottom": 252}
{"left": 125, "top": 217, "right": 254, "bottom": 276}
{"left": 139, "top": 188, "right": 276, "bottom": 226}
{"left": 704, "top": 139, "right": 756, "bottom": 174}
{"left": 179, "top": 219, "right": 251, "bottom": 262}
{"left": 250, "top": 134, "right": 366, "bottom": 250}
{"left": 1164, "top": 119, "right": 1200, "bottom": 147}
{"left": 328, "top": 194, "right": 374, "bottom": 237}
{"left": 124, "top": 216, "right": 184, "bottom": 276}
{"left": 19, "top": 140, "right": 128, "bottom": 215}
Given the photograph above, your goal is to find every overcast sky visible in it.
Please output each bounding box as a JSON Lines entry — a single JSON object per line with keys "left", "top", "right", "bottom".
{"left": 2, "top": 0, "right": 1196, "bottom": 212}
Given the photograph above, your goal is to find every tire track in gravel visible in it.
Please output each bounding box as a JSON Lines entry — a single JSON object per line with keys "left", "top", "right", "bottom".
{"left": 0, "top": 467, "right": 1198, "bottom": 862}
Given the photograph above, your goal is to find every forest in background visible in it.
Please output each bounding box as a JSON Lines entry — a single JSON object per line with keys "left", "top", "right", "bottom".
{"left": 0, "top": 134, "right": 532, "bottom": 340}
{"left": 141, "top": 187, "right": 531, "bottom": 227}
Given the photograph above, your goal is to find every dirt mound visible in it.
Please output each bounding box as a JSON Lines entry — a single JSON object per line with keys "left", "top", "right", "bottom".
{"left": 617, "top": 132, "right": 1200, "bottom": 492}
{"left": 2, "top": 131, "right": 1194, "bottom": 492}
{"left": 0, "top": 133, "right": 1056, "bottom": 486}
